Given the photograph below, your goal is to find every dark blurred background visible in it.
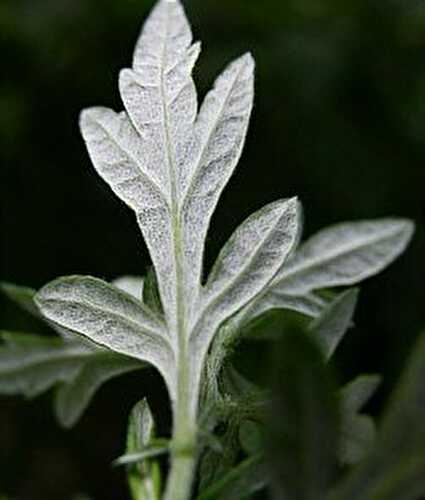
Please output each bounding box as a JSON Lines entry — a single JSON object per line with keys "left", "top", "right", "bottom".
{"left": 0, "top": 0, "right": 424, "bottom": 498}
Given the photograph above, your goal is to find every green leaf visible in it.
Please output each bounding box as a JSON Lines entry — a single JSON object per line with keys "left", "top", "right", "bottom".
{"left": 0, "top": 332, "right": 93, "bottom": 397}
{"left": 120, "top": 399, "right": 163, "bottom": 500}
{"left": 239, "top": 420, "right": 264, "bottom": 455}
{"left": 142, "top": 268, "right": 163, "bottom": 316}
{"left": 0, "top": 282, "right": 39, "bottom": 317}
{"left": 54, "top": 353, "right": 144, "bottom": 428}
{"left": 309, "top": 288, "right": 358, "bottom": 359}
{"left": 338, "top": 374, "right": 381, "bottom": 465}
{"left": 267, "top": 325, "right": 339, "bottom": 500}
{"left": 328, "top": 334, "right": 425, "bottom": 500}
{"left": 197, "top": 454, "right": 266, "bottom": 500}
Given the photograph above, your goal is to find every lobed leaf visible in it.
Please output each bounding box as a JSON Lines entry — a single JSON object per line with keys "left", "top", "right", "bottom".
{"left": 181, "top": 52, "right": 255, "bottom": 310}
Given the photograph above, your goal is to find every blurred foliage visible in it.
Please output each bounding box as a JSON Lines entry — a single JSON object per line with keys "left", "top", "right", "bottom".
{"left": 0, "top": 0, "right": 424, "bottom": 498}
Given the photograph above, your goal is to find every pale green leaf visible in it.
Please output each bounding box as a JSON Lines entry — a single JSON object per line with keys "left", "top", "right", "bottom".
{"left": 309, "top": 288, "right": 359, "bottom": 359}
{"left": 0, "top": 332, "right": 93, "bottom": 398}
{"left": 54, "top": 353, "right": 144, "bottom": 428}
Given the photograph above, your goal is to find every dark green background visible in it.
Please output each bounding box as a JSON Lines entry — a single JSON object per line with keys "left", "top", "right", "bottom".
{"left": 1, "top": 0, "right": 424, "bottom": 498}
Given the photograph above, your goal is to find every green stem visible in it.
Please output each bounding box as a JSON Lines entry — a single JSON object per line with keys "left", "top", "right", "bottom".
{"left": 163, "top": 358, "right": 199, "bottom": 500}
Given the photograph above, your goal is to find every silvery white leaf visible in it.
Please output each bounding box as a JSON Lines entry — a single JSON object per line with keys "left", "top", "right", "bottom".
{"left": 35, "top": 276, "right": 176, "bottom": 397}
{"left": 112, "top": 275, "right": 144, "bottom": 300}
{"left": 0, "top": 333, "right": 92, "bottom": 398}
{"left": 309, "top": 288, "right": 359, "bottom": 360}
{"left": 55, "top": 353, "right": 144, "bottom": 428}
{"left": 119, "top": 0, "right": 200, "bottom": 327}
{"left": 181, "top": 53, "right": 255, "bottom": 310}
{"left": 195, "top": 198, "right": 300, "bottom": 347}
{"left": 273, "top": 219, "right": 414, "bottom": 296}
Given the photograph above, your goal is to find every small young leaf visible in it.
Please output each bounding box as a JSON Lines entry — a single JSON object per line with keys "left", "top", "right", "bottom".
{"left": 309, "top": 288, "right": 359, "bottom": 359}
{"left": 338, "top": 374, "right": 381, "bottom": 465}
{"left": 121, "top": 399, "right": 163, "bottom": 500}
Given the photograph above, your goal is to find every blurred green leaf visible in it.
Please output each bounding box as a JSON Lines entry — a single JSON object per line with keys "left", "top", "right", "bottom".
{"left": 196, "top": 454, "right": 266, "bottom": 500}
{"left": 328, "top": 333, "right": 425, "bottom": 500}
{"left": 338, "top": 374, "right": 381, "bottom": 465}
{"left": 0, "top": 282, "right": 39, "bottom": 317}
{"left": 267, "top": 325, "right": 340, "bottom": 500}
{"left": 54, "top": 353, "right": 144, "bottom": 428}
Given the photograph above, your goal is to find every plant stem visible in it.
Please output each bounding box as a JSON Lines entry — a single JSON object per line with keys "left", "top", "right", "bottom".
{"left": 163, "top": 357, "right": 199, "bottom": 500}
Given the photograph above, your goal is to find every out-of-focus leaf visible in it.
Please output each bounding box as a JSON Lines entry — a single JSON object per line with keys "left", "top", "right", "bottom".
{"left": 0, "top": 332, "right": 93, "bottom": 397}
{"left": 0, "top": 282, "right": 39, "bottom": 317}
{"left": 309, "top": 288, "right": 358, "bottom": 359}
{"left": 328, "top": 334, "right": 425, "bottom": 500}
{"left": 239, "top": 420, "right": 263, "bottom": 455}
{"left": 196, "top": 454, "right": 266, "bottom": 500}
{"left": 338, "top": 374, "right": 381, "bottom": 465}
{"left": 54, "top": 353, "right": 144, "bottom": 428}
{"left": 268, "top": 326, "right": 339, "bottom": 500}
{"left": 340, "top": 375, "right": 382, "bottom": 415}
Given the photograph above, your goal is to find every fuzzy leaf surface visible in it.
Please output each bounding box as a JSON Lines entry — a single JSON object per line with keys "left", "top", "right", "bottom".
{"left": 274, "top": 219, "right": 414, "bottom": 296}
{"left": 35, "top": 276, "right": 176, "bottom": 396}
